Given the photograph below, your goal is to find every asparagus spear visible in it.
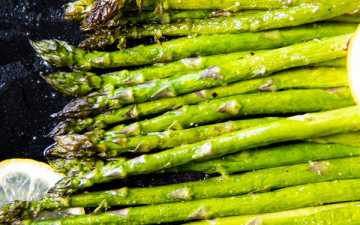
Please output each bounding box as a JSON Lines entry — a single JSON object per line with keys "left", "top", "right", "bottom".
{"left": 58, "top": 35, "right": 353, "bottom": 117}
{"left": 101, "top": 10, "right": 360, "bottom": 30}
{"left": 54, "top": 106, "right": 360, "bottom": 193}
{"left": 5, "top": 156, "right": 360, "bottom": 223}
{"left": 183, "top": 202, "right": 360, "bottom": 225}
{"left": 49, "top": 132, "right": 360, "bottom": 175}
{"left": 54, "top": 87, "right": 354, "bottom": 154}
{"left": 49, "top": 141, "right": 360, "bottom": 177}
{"left": 52, "top": 67, "right": 349, "bottom": 135}
{"left": 83, "top": 0, "right": 310, "bottom": 29}
{"left": 45, "top": 53, "right": 346, "bottom": 97}
{"left": 170, "top": 137, "right": 360, "bottom": 174}
{"left": 119, "top": 0, "right": 360, "bottom": 39}
{"left": 65, "top": 0, "right": 320, "bottom": 22}
{"left": 31, "top": 23, "right": 356, "bottom": 68}
{"left": 22, "top": 179, "right": 360, "bottom": 225}
{"left": 44, "top": 51, "right": 255, "bottom": 96}
{"left": 51, "top": 118, "right": 279, "bottom": 157}
{"left": 110, "top": 87, "right": 354, "bottom": 135}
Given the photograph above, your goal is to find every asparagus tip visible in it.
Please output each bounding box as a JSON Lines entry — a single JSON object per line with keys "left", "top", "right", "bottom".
{"left": 49, "top": 134, "right": 95, "bottom": 158}
{"left": 53, "top": 98, "right": 93, "bottom": 118}
{"left": 0, "top": 201, "right": 30, "bottom": 224}
{"left": 85, "top": 0, "right": 123, "bottom": 30}
{"left": 44, "top": 71, "right": 99, "bottom": 96}
{"left": 30, "top": 39, "right": 76, "bottom": 68}
{"left": 49, "top": 121, "right": 72, "bottom": 137}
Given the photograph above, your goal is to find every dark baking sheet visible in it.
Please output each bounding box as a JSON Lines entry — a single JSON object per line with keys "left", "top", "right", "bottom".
{"left": 0, "top": 0, "right": 85, "bottom": 160}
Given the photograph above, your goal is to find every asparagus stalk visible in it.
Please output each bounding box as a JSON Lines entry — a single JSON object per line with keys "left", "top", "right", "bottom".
{"left": 52, "top": 67, "right": 349, "bottom": 135}
{"left": 49, "top": 132, "right": 360, "bottom": 175}
{"left": 119, "top": 0, "right": 360, "bottom": 39}
{"left": 54, "top": 87, "right": 354, "bottom": 153}
{"left": 5, "top": 156, "right": 360, "bottom": 223}
{"left": 58, "top": 35, "right": 353, "bottom": 117}
{"left": 51, "top": 118, "right": 279, "bottom": 157}
{"left": 110, "top": 87, "right": 354, "bottom": 135}
{"left": 170, "top": 137, "right": 360, "bottom": 174}
{"left": 49, "top": 141, "right": 360, "bottom": 177}
{"left": 101, "top": 11, "right": 360, "bottom": 30}
{"left": 64, "top": 0, "right": 319, "bottom": 22}
{"left": 45, "top": 53, "right": 346, "bottom": 97}
{"left": 44, "top": 51, "right": 255, "bottom": 96}
{"left": 183, "top": 202, "right": 360, "bottom": 225}
{"left": 31, "top": 23, "right": 356, "bottom": 68}
{"left": 83, "top": 0, "right": 311, "bottom": 29}
{"left": 22, "top": 179, "right": 360, "bottom": 225}
{"left": 80, "top": 21, "right": 356, "bottom": 51}
{"left": 53, "top": 106, "right": 360, "bottom": 193}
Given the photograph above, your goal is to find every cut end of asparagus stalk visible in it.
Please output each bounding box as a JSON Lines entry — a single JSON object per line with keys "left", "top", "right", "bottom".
{"left": 45, "top": 72, "right": 102, "bottom": 97}
{"left": 30, "top": 40, "right": 78, "bottom": 69}
{"left": 85, "top": 0, "right": 125, "bottom": 30}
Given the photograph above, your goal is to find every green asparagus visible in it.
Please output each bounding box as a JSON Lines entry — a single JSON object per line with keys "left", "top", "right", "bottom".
{"left": 58, "top": 35, "right": 353, "bottom": 117}
{"left": 183, "top": 202, "right": 360, "bottom": 225}
{"left": 120, "top": 1, "right": 360, "bottom": 39}
{"left": 4, "top": 157, "right": 360, "bottom": 223}
{"left": 170, "top": 139, "right": 360, "bottom": 174}
{"left": 83, "top": 0, "right": 315, "bottom": 29}
{"left": 44, "top": 53, "right": 346, "bottom": 97}
{"left": 45, "top": 51, "right": 256, "bottom": 96}
{"left": 22, "top": 179, "right": 360, "bottom": 225}
{"left": 49, "top": 141, "right": 360, "bottom": 176}
{"left": 51, "top": 118, "right": 279, "bottom": 157}
{"left": 52, "top": 67, "right": 349, "bottom": 135}
{"left": 54, "top": 87, "right": 354, "bottom": 154}
{"left": 109, "top": 88, "right": 353, "bottom": 136}
{"left": 31, "top": 23, "right": 356, "bottom": 68}
{"left": 102, "top": 11, "right": 360, "bottom": 30}
{"left": 53, "top": 106, "right": 360, "bottom": 193}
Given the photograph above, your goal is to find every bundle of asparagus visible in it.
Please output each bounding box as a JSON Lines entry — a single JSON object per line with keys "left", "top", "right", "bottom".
{"left": 3, "top": 0, "right": 360, "bottom": 224}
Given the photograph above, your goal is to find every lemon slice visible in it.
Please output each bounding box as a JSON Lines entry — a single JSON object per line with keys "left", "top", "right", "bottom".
{"left": 0, "top": 159, "right": 63, "bottom": 207}
{"left": 348, "top": 25, "right": 360, "bottom": 104}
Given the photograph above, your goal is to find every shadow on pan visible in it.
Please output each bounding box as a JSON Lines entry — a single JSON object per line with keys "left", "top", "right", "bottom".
{"left": 0, "top": 0, "right": 84, "bottom": 160}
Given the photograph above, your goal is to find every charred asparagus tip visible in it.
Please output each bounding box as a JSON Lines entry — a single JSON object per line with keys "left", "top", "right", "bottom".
{"left": 86, "top": 0, "right": 122, "bottom": 29}
{"left": 54, "top": 98, "right": 93, "bottom": 118}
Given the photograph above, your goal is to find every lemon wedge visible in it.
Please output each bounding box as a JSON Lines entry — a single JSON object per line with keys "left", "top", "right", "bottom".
{"left": 0, "top": 159, "right": 63, "bottom": 207}
{"left": 348, "top": 25, "right": 360, "bottom": 104}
